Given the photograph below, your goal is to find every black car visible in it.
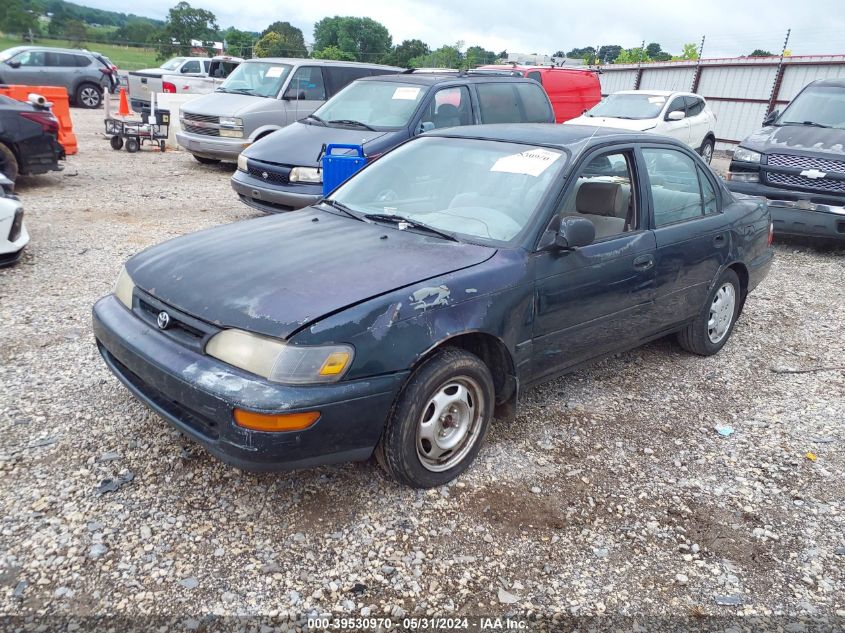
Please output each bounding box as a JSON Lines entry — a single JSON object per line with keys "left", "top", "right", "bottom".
{"left": 93, "top": 124, "right": 774, "bottom": 488}
{"left": 726, "top": 79, "right": 845, "bottom": 241}
{"left": 0, "top": 95, "right": 64, "bottom": 182}
{"left": 231, "top": 71, "right": 554, "bottom": 213}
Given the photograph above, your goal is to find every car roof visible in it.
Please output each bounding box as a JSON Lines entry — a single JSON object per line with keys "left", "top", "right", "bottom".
{"left": 4, "top": 45, "right": 97, "bottom": 56}
{"left": 614, "top": 89, "right": 688, "bottom": 97}
{"left": 809, "top": 78, "right": 845, "bottom": 88}
{"left": 356, "top": 73, "right": 539, "bottom": 86}
{"left": 427, "top": 123, "right": 690, "bottom": 151}
{"left": 241, "top": 58, "right": 400, "bottom": 70}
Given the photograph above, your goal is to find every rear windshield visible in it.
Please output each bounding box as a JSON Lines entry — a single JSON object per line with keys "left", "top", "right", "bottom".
{"left": 160, "top": 57, "right": 187, "bottom": 71}
{"left": 313, "top": 80, "right": 426, "bottom": 129}
{"left": 218, "top": 62, "right": 292, "bottom": 98}
{"left": 586, "top": 93, "right": 667, "bottom": 120}
{"left": 777, "top": 85, "right": 845, "bottom": 130}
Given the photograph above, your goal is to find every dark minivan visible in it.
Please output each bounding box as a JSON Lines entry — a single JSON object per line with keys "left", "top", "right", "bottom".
{"left": 726, "top": 79, "right": 845, "bottom": 241}
{"left": 230, "top": 71, "right": 555, "bottom": 213}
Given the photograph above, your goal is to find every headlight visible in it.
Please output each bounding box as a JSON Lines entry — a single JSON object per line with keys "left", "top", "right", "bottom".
{"left": 219, "top": 128, "right": 243, "bottom": 138}
{"left": 205, "top": 329, "right": 354, "bottom": 384}
{"left": 289, "top": 166, "right": 322, "bottom": 183}
{"left": 114, "top": 265, "right": 135, "bottom": 310}
{"left": 219, "top": 116, "right": 243, "bottom": 128}
{"left": 733, "top": 147, "right": 761, "bottom": 163}
{"left": 237, "top": 153, "right": 248, "bottom": 172}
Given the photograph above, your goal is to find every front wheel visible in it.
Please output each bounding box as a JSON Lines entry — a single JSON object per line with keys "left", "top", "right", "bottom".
{"left": 0, "top": 143, "right": 19, "bottom": 182}
{"left": 125, "top": 137, "right": 140, "bottom": 153}
{"left": 376, "top": 348, "right": 494, "bottom": 488}
{"left": 677, "top": 268, "right": 741, "bottom": 355}
{"left": 110, "top": 135, "right": 124, "bottom": 150}
{"left": 699, "top": 138, "right": 715, "bottom": 164}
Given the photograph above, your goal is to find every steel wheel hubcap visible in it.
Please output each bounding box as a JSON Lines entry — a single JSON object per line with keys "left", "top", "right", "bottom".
{"left": 81, "top": 88, "right": 98, "bottom": 106}
{"left": 416, "top": 376, "right": 483, "bottom": 472}
{"left": 708, "top": 282, "right": 736, "bottom": 343}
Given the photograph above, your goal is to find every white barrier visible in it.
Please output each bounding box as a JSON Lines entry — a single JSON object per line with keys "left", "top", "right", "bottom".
{"left": 155, "top": 93, "right": 205, "bottom": 149}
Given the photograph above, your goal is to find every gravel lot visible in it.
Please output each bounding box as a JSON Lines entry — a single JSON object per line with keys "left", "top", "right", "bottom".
{"left": 1, "top": 108, "right": 844, "bottom": 631}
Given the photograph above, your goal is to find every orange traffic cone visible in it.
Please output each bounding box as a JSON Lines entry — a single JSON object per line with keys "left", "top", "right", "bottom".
{"left": 117, "top": 87, "right": 130, "bottom": 117}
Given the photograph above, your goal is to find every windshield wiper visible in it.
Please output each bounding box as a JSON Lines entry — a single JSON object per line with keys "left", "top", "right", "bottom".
{"left": 322, "top": 199, "right": 363, "bottom": 221}
{"left": 329, "top": 119, "right": 377, "bottom": 131}
{"left": 781, "top": 120, "right": 832, "bottom": 128}
{"left": 223, "top": 87, "right": 255, "bottom": 95}
{"left": 304, "top": 113, "right": 327, "bottom": 126}
{"left": 363, "top": 213, "right": 459, "bottom": 242}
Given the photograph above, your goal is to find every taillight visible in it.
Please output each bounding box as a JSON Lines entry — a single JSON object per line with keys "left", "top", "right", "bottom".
{"left": 768, "top": 222, "right": 774, "bottom": 246}
{"left": 19, "top": 111, "right": 59, "bottom": 134}
{"left": 162, "top": 81, "right": 176, "bottom": 93}
{"left": 98, "top": 67, "right": 113, "bottom": 75}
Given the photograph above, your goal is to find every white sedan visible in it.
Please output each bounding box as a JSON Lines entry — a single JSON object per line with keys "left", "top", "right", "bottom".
{"left": 565, "top": 90, "right": 717, "bottom": 163}
{"left": 0, "top": 174, "right": 28, "bottom": 267}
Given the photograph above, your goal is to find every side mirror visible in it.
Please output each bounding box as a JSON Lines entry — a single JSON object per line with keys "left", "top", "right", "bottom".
{"left": 763, "top": 109, "right": 779, "bottom": 126}
{"left": 418, "top": 121, "right": 435, "bottom": 134}
{"left": 7, "top": 60, "right": 21, "bottom": 69}
{"left": 554, "top": 216, "right": 595, "bottom": 250}
{"left": 666, "top": 110, "right": 685, "bottom": 121}
{"left": 283, "top": 88, "right": 306, "bottom": 100}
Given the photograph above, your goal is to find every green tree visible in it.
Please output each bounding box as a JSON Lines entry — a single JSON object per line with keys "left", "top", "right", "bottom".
{"left": 0, "top": 0, "right": 39, "bottom": 39}
{"left": 749, "top": 49, "right": 773, "bottom": 57}
{"left": 615, "top": 47, "right": 649, "bottom": 64}
{"left": 313, "top": 16, "right": 392, "bottom": 63}
{"left": 465, "top": 45, "right": 496, "bottom": 67}
{"left": 157, "top": 1, "right": 219, "bottom": 61}
{"left": 223, "top": 27, "right": 255, "bottom": 57}
{"left": 112, "top": 18, "right": 161, "bottom": 46}
{"left": 47, "top": 4, "right": 70, "bottom": 37}
{"left": 64, "top": 19, "right": 87, "bottom": 46}
{"left": 258, "top": 21, "right": 306, "bottom": 57}
{"left": 384, "top": 38, "right": 430, "bottom": 68}
{"left": 409, "top": 43, "right": 463, "bottom": 70}
{"left": 672, "top": 42, "right": 699, "bottom": 61}
{"left": 597, "top": 44, "right": 622, "bottom": 64}
{"left": 312, "top": 45, "right": 356, "bottom": 61}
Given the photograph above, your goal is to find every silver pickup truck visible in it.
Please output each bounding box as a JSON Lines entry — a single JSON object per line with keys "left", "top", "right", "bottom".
{"left": 160, "top": 56, "right": 242, "bottom": 97}
{"left": 127, "top": 57, "right": 213, "bottom": 112}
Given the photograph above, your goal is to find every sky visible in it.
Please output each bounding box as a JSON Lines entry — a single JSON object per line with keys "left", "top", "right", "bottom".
{"left": 81, "top": 0, "right": 845, "bottom": 58}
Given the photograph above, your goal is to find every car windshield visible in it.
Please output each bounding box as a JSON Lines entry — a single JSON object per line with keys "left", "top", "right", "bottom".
{"left": 0, "top": 47, "right": 25, "bottom": 62}
{"left": 218, "top": 62, "right": 292, "bottom": 98}
{"left": 777, "top": 85, "right": 845, "bottom": 129}
{"left": 587, "top": 93, "right": 667, "bottom": 119}
{"left": 314, "top": 81, "right": 426, "bottom": 129}
{"left": 329, "top": 136, "right": 567, "bottom": 244}
{"left": 160, "top": 57, "right": 187, "bottom": 71}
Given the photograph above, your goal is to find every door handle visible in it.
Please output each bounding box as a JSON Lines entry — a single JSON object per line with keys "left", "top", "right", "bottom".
{"left": 633, "top": 254, "right": 654, "bottom": 271}
{"left": 713, "top": 234, "right": 727, "bottom": 247}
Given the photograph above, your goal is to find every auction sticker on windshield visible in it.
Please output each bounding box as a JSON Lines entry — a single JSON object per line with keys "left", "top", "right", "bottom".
{"left": 265, "top": 67, "right": 284, "bottom": 78}
{"left": 393, "top": 87, "right": 421, "bottom": 100}
{"left": 491, "top": 148, "right": 561, "bottom": 177}
{"left": 648, "top": 96, "right": 666, "bottom": 104}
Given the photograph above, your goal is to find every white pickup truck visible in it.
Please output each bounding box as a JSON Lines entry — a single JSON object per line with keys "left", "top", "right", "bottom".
{"left": 127, "top": 56, "right": 241, "bottom": 112}
{"left": 161, "top": 57, "right": 243, "bottom": 98}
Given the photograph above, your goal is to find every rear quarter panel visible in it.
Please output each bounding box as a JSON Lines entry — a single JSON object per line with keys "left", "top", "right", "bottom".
{"left": 544, "top": 71, "right": 601, "bottom": 123}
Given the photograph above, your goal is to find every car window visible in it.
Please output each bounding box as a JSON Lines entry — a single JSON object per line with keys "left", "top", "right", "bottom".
{"left": 478, "top": 83, "right": 523, "bottom": 124}
{"left": 666, "top": 96, "right": 686, "bottom": 117}
{"left": 203, "top": 60, "right": 210, "bottom": 73}
{"left": 698, "top": 167, "right": 718, "bottom": 215}
{"left": 643, "top": 148, "right": 705, "bottom": 226}
{"left": 13, "top": 50, "right": 46, "bottom": 67}
{"left": 324, "top": 66, "right": 372, "bottom": 96}
{"left": 527, "top": 70, "right": 542, "bottom": 85}
{"left": 515, "top": 83, "right": 553, "bottom": 122}
{"left": 685, "top": 96, "right": 704, "bottom": 116}
{"left": 75, "top": 54, "right": 92, "bottom": 67}
{"left": 556, "top": 151, "right": 638, "bottom": 240}
{"left": 288, "top": 66, "right": 326, "bottom": 100}
{"left": 421, "top": 86, "right": 472, "bottom": 129}
{"left": 181, "top": 60, "right": 201, "bottom": 74}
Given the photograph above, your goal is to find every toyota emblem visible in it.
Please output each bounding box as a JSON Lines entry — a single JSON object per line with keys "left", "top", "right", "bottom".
{"left": 157, "top": 311, "right": 171, "bottom": 330}
{"left": 261, "top": 171, "right": 269, "bottom": 180}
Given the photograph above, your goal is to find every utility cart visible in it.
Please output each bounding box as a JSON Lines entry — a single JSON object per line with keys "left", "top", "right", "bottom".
{"left": 105, "top": 107, "right": 170, "bottom": 153}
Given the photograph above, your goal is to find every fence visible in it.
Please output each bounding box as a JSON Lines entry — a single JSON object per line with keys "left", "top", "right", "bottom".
{"left": 597, "top": 55, "right": 845, "bottom": 150}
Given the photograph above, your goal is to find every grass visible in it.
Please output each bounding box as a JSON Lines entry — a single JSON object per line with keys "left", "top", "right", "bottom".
{"left": 0, "top": 35, "right": 158, "bottom": 70}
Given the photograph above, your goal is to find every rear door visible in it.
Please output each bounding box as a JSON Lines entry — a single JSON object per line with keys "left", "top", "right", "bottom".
{"left": 661, "top": 95, "right": 691, "bottom": 144}
{"left": 476, "top": 81, "right": 552, "bottom": 124}
{"left": 323, "top": 66, "right": 373, "bottom": 98}
{"left": 684, "top": 96, "right": 709, "bottom": 148}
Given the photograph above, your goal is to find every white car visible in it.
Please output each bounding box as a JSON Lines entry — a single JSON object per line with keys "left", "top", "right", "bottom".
{"left": 566, "top": 90, "right": 717, "bottom": 163}
{"left": 0, "top": 174, "right": 28, "bottom": 267}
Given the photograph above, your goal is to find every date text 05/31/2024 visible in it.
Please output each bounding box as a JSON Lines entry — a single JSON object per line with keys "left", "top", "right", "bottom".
{"left": 306, "top": 616, "right": 528, "bottom": 630}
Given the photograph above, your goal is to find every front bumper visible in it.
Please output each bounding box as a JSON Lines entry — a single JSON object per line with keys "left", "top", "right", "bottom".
{"left": 0, "top": 203, "right": 29, "bottom": 267}
{"left": 92, "top": 294, "right": 407, "bottom": 471}
{"left": 231, "top": 169, "right": 322, "bottom": 213}
{"left": 726, "top": 180, "right": 845, "bottom": 241}
{"left": 176, "top": 131, "right": 251, "bottom": 162}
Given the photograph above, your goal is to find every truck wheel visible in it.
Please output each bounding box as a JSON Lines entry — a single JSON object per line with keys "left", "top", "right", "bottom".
{"left": 75, "top": 83, "right": 102, "bottom": 108}
{"left": 699, "top": 138, "right": 715, "bottom": 164}
{"left": 677, "top": 268, "right": 741, "bottom": 356}
{"left": 110, "top": 136, "right": 124, "bottom": 150}
{"left": 0, "top": 143, "right": 19, "bottom": 182}
{"left": 376, "top": 347, "right": 494, "bottom": 488}
{"left": 125, "top": 137, "right": 140, "bottom": 153}
{"left": 193, "top": 155, "right": 220, "bottom": 165}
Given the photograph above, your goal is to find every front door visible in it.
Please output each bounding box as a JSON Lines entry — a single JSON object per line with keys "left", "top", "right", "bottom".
{"left": 282, "top": 66, "right": 327, "bottom": 123}
{"left": 531, "top": 148, "right": 657, "bottom": 381}
{"left": 6, "top": 50, "right": 46, "bottom": 85}
{"left": 661, "top": 95, "right": 691, "bottom": 145}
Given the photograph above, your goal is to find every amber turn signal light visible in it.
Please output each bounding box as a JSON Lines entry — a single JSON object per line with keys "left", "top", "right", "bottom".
{"left": 233, "top": 409, "right": 320, "bottom": 432}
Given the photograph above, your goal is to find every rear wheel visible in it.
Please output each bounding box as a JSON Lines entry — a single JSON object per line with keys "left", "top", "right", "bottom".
{"left": 376, "top": 348, "right": 494, "bottom": 488}
{"left": 699, "top": 137, "right": 715, "bottom": 164}
{"left": 125, "top": 137, "right": 140, "bottom": 153}
{"left": 0, "top": 143, "right": 19, "bottom": 182}
{"left": 677, "top": 268, "right": 741, "bottom": 355}
{"left": 192, "top": 154, "right": 220, "bottom": 165}
{"left": 75, "top": 83, "right": 102, "bottom": 108}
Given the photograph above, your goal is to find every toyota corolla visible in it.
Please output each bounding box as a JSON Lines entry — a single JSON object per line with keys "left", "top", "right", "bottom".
{"left": 93, "top": 124, "right": 774, "bottom": 488}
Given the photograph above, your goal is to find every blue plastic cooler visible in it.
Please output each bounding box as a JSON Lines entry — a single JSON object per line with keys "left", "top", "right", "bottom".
{"left": 321, "top": 144, "right": 366, "bottom": 195}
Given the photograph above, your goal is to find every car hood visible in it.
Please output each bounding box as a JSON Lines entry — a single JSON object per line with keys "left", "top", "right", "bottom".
{"left": 740, "top": 124, "right": 845, "bottom": 156}
{"left": 126, "top": 208, "right": 495, "bottom": 339}
{"left": 244, "top": 122, "right": 390, "bottom": 167}
{"left": 565, "top": 115, "right": 657, "bottom": 132}
{"left": 181, "top": 92, "right": 278, "bottom": 117}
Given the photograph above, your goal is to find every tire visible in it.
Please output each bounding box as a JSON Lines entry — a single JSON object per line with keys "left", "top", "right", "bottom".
{"left": 125, "top": 137, "right": 140, "bottom": 153}
{"left": 699, "top": 137, "right": 715, "bottom": 164}
{"left": 75, "top": 83, "right": 102, "bottom": 109}
{"left": 0, "top": 143, "right": 19, "bottom": 183}
{"left": 376, "top": 347, "right": 494, "bottom": 488}
{"left": 159, "top": 140, "right": 166, "bottom": 152}
{"left": 110, "top": 135, "right": 124, "bottom": 150}
{"left": 677, "top": 268, "right": 741, "bottom": 356}
{"left": 192, "top": 154, "right": 220, "bottom": 165}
